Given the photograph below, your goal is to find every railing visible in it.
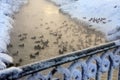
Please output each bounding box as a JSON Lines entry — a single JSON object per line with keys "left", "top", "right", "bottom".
{"left": 0, "top": 40, "right": 120, "bottom": 80}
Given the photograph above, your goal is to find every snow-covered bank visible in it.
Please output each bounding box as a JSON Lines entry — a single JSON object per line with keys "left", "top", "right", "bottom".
{"left": 51, "top": 0, "right": 120, "bottom": 41}
{"left": 0, "top": 0, "right": 28, "bottom": 69}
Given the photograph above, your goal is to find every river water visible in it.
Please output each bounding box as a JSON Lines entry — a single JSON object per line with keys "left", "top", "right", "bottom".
{"left": 8, "top": 0, "right": 105, "bottom": 66}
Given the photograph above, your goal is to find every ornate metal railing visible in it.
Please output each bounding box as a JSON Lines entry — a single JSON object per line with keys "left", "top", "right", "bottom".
{"left": 0, "top": 40, "right": 120, "bottom": 80}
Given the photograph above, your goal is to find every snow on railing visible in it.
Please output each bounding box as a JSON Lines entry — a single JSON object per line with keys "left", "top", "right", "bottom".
{"left": 0, "top": 40, "right": 120, "bottom": 80}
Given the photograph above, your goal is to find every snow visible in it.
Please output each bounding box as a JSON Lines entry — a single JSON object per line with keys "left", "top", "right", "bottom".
{"left": 0, "top": 0, "right": 28, "bottom": 69}
{"left": 0, "top": 67, "right": 22, "bottom": 78}
{"left": 0, "top": 0, "right": 119, "bottom": 78}
{"left": 51, "top": 0, "right": 120, "bottom": 41}
{"left": 0, "top": 53, "right": 13, "bottom": 64}
{"left": 107, "top": 27, "right": 120, "bottom": 41}
{"left": 0, "top": 60, "right": 6, "bottom": 70}
{"left": 51, "top": 0, "right": 75, "bottom": 6}
{"left": 0, "top": 67, "right": 22, "bottom": 74}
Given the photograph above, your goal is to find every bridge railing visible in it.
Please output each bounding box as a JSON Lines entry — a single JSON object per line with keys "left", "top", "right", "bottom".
{"left": 0, "top": 40, "right": 120, "bottom": 80}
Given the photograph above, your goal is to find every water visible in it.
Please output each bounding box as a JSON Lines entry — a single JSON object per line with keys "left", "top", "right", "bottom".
{"left": 8, "top": 0, "right": 105, "bottom": 66}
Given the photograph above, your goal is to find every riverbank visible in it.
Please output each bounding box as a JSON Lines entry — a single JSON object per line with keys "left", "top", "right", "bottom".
{"left": 51, "top": 0, "right": 120, "bottom": 41}
{"left": 0, "top": 0, "right": 27, "bottom": 69}
{"left": 8, "top": 0, "right": 106, "bottom": 66}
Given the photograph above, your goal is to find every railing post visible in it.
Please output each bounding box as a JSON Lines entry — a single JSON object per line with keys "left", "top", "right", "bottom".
{"left": 96, "top": 64, "right": 101, "bottom": 80}
{"left": 107, "top": 63, "right": 113, "bottom": 80}
{"left": 118, "top": 65, "right": 120, "bottom": 80}
{"left": 107, "top": 56, "right": 113, "bottom": 80}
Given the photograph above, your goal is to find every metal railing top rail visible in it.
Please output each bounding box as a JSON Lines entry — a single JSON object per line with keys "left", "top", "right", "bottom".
{"left": 0, "top": 40, "right": 120, "bottom": 80}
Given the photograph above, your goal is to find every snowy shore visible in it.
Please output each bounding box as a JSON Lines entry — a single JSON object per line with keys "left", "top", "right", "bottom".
{"left": 0, "top": 0, "right": 28, "bottom": 69}
{"left": 0, "top": 0, "right": 119, "bottom": 70}
{"left": 51, "top": 0, "right": 120, "bottom": 41}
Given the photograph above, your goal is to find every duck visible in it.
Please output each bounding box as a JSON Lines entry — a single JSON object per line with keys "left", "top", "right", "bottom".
{"left": 19, "top": 37, "right": 25, "bottom": 41}
{"left": 30, "top": 54, "right": 36, "bottom": 59}
{"left": 43, "top": 40, "right": 49, "bottom": 47}
{"left": 34, "top": 51, "right": 39, "bottom": 56}
{"left": 18, "top": 43, "right": 24, "bottom": 47}
{"left": 12, "top": 51, "right": 19, "bottom": 56}
{"left": 31, "top": 36, "right": 36, "bottom": 40}
{"left": 35, "top": 40, "right": 41, "bottom": 43}
{"left": 19, "top": 58, "right": 23, "bottom": 63}
{"left": 18, "top": 34, "right": 22, "bottom": 37}
{"left": 15, "top": 63, "right": 20, "bottom": 67}
{"left": 34, "top": 45, "right": 41, "bottom": 50}
{"left": 59, "top": 49, "right": 64, "bottom": 54}
{"left": 23, "top": 33, "right": 27, "bottom": 36}
{"left": 7, "top": 44, "right": 13, "bottom": 48}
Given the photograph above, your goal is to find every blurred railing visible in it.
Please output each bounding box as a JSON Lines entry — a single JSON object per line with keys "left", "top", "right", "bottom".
{"left": 0, "top": 40, "right": 120, "bottom": 80}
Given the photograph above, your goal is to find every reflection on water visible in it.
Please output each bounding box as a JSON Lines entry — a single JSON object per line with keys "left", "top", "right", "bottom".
{"left": 8, "top": 0, "right": 106, "bottom": 66}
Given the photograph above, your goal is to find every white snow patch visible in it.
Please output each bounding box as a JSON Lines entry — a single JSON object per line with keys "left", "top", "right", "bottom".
{"left": 51, "top": 0, "right": 75, "bottom": 6}
{"left": 0, "top": 53, "right": 13, "bottom": 64}
{"left": 51, "top": 0, "right": 120, "bottom": 41}
{"left": 0, "top": 0, "right": 28, "bottom": 69}
{"left": 0, "top": 67, "right": 22, "bottom": 76}
{"left": 0, "top": 60, "right": 6, "bottom": 70}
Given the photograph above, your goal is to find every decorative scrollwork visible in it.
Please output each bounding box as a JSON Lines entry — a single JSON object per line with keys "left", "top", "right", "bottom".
{"left": 25, "top": 47, "right": 120, "bottom": 80}
{"left": 69, "top": 61, "right": 82, "bottom": 80}
{"left": 27, "top": 47, "right": 120, "bottom": 80}
{"left": 95, "top": 52, "right": 110, "bottom": 73}
{"left": 27, "top": 73, "right": 46, "bottom": 80}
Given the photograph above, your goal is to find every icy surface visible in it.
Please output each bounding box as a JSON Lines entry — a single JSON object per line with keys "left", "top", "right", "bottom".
{"left": 51, "top": 0, "right": 120, "bottom": 41}
{"left": 0, "top": 67, "right": 22, "bottom": 78}
{"left": 0, "top": 0, "right": 27, "bottom": 69}
{"left": 51, "top": 0, "right": 75, "bottom": 6}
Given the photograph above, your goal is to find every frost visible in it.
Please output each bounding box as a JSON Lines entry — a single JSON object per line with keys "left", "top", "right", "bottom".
{"left": 51, "top": 0, "right": 120, "bottom": 41}
{"left": 51, "top": 0, "right": 75, "bottom": 6}
{"left": 110, "top": 54, "right": 120, "bottom": 68}
{"left": 0, "top": 67, "right": 22, "bottom": 73}
{"left": 0, "top": 67, "right": 22, "bottom": 78}
{"left": 0, "top": 60, "right": 6, "bottom": 70}
{"left": 27, "top": 73, "right": 46, "bottom": 80}
{"left": 71, "top": 69, "right": 82, "bottom": 80}
{"left": 0, "top": 0, "right": 28, "bottom": 69}
{"left": 107, "top": 26, "right": 120, "bottom": 41}
{"left": 0, "top": 53, "right": 13, "bottom": 64}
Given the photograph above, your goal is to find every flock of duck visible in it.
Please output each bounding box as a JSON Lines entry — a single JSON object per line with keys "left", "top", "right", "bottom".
{"left": 8, "top": 19, "right": 105, "bottom": 67}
